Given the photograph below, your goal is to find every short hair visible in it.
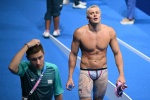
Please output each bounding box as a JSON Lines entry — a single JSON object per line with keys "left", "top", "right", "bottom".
{"left": 26, "top": 44, "right": 44, "bottom": 58}
{"left": 86, "top": 5, "right": 101, "bottom": 17}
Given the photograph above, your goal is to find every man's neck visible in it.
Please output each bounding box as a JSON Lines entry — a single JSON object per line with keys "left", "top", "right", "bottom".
{"left": 88, "top": 23, "right": 101, "bottom": 33}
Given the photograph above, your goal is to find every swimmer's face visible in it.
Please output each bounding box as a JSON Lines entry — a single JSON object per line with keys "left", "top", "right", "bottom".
{"left": 87, "top": 7, "right": 101, "bottom": 24}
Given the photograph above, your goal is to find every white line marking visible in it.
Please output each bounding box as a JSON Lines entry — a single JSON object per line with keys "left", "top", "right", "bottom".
{"left": 117, "top": 38, "right": 150, "bottom": 63}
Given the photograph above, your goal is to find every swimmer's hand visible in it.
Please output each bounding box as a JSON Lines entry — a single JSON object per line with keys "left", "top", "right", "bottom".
{"left": 66, "top": 79, "right": 75, "bottom": 91}
{"left": 67, "top": 84, "right": 74, "bottom": 91}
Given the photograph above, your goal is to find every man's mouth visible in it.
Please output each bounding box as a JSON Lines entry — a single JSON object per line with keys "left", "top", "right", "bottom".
{"left": 94, "top": 18, "right": 98, "bottom": 20}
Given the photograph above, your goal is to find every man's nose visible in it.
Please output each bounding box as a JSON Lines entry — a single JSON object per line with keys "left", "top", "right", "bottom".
{"left": 36, "top": 59, "right": 41, "bottom": 64}
{"left": 94, "top": 13, "right": 97, "bottom": 16}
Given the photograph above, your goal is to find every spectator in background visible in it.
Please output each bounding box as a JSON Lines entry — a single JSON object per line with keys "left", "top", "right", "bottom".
{"left": 120, "top": 0, "right": 136, "bottom": 25}
{"left": 73, "top": 0, "right": 87, "bottom": 9}
{"left": 43, "top": 0, "right": 63, "bottom": 38}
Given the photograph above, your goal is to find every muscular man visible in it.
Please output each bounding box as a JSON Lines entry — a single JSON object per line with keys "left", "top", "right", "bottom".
{"left": 66, "top": 5, "right": 126, "bottom": 100}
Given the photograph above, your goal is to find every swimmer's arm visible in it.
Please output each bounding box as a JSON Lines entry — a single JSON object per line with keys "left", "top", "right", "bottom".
{"left": 109, "top": 29, "right": 125, "bottom": 83}
{"left": 68, "top": 30, "right": 81, "bottom": 79}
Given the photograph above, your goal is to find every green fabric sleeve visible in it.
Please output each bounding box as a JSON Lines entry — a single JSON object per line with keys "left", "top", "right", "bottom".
{"left": 16, "top": 61, "right": 29, "bottom": 77}
{"left": 53, "top": 64, "right": 64, "bottom": 96}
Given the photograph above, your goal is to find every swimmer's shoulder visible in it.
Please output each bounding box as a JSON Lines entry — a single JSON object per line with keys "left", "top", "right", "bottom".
{"left": 74, "top": 25, "right": 88, "bottom": 35}
{"left": 101, "top": 24, "right": 114, "bottom": 31}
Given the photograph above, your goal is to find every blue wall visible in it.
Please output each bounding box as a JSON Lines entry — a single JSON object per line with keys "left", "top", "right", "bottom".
{"left": 136, "top": 0, "right": 150, "bottom": 15}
